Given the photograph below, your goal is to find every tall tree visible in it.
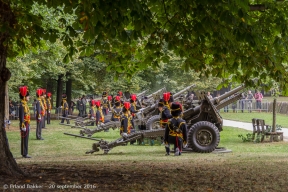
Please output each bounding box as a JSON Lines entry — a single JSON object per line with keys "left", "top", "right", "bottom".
{"left": 2, "top": 0, "right": 288, "bottom": 176}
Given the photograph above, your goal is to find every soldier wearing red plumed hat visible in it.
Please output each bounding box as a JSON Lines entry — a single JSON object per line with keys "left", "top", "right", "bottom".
{"left": 19, "top": 86, "right": 31, "bottom": 158}
{"left": 88, "top": 99, "right": 96, "bottom": 126}
{"left": 120, "top": 102, "right": 134, "bottom": 139}
{"left": 46, "top": 92, "right": 52, "bottom": 124}
{"left": 41, "top": 89, "right": 47, "bottom": 129}
{"left": 164, "top": 102, "right": 187, "bottom": 156}
{"left": 158, "top": 98, "right": 172, "bottom": 129}
{"left": 129, "top": 94, "right": 139, "bottom": 117}
{"left": 36, "top": 88, "right": 44, "bottom": 140}
{"left": 111, "top": 96, "right": 122, "bottom": 121}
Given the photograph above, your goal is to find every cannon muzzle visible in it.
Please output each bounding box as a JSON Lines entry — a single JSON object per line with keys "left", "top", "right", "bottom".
{"left": 146, "top": 87, "right": 166, "bottom": 100}
{"left": 173, "top": 84, "right": 195, "bottom": 99}
{"left": 213, "top": 84, "right": 245, "bottom": 105}
{"left": 136, "top": 90, "right": 148, "bottom": 98}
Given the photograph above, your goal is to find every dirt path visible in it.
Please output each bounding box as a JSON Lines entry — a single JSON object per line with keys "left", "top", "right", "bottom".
{"left": 1, "top": 158, "right": 288, "bottom": 192}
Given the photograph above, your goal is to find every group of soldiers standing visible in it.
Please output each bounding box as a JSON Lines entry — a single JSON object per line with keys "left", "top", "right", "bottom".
{"left": 18, "top": 86, "right": 52, "bottom": 158}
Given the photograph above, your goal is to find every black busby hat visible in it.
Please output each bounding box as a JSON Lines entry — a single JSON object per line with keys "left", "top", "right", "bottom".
{"left": 170, "top": 102, "right": 182, "bottom": 117}
{"left": 62, "top": 94, "right": 67, "bottom": 99}
{"left": 158, "top": 99, "right": 164, "bottom": 107}
{"left": 102, "top": 91, "right": 107, "bottom": 97}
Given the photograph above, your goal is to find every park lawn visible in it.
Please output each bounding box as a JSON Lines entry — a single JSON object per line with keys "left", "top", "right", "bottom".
{"left": 220, "top": 111, "right": 288, "bottom": 128}
{"left": 3, "top": 119, "right": 288, "bottom": 191}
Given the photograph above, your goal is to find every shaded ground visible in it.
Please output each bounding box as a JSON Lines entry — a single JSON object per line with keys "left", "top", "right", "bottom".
{"left": 1, "top": 157, "right": 288, "bottom": 192}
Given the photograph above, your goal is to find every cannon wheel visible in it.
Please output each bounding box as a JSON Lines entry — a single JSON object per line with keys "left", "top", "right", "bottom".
{"left": 146, "top": 115, "right": 161, "bottom": 130}
{"left": 187, "top": 121, "right": 220, "bottom": 153}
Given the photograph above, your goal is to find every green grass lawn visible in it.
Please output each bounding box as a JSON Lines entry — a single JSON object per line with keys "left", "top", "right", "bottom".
{"left": 5, "top": 120, "right": 288, "bottom": 191}
{"left": 6, "top": 119, "right": 288, "bottom": 162}
{"left": 220, "top": 111, "right": 288, "bottom": 127}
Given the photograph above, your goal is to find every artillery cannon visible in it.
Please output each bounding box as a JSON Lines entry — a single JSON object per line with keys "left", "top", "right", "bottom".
{"left": 145, "top": 84, "right": 245, "bottom": 153}
{"left": 71, "top": 129, "right": 166, "bottom": 154}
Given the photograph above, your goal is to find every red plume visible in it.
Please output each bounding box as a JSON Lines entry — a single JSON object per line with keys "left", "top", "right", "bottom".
{"left": 47, "top": 92, "right": 52, "bottom": 97}
{"left": 118, "top": 91, "right": 123, "bottom": 96}
{"left": 124, "top": 102, "right": 131, "bottom": 110}
{"left": 95, "top": 100, "right": 101, "bottom": 107}
{"left": 42, "top": 89, "right": 46, "bottom": 94}
{"left": 115, "top": 96, "right": 120, "bottom": 101}
{"left": 19, "top": 86, "right": 28, "bottom": 97}
{"left": 130, "top": 94, "right": 137, "bottom": 101}
{"left": 36, "top": 88, "right": 43, "bottom": 96}
{"left": 107, "top": 95, "right": 112, "bottom": 101}
{"left": 163, "top": 92, "right": 170, "bottom": 102}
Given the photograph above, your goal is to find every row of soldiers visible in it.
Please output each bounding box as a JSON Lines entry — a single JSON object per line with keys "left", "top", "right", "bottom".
{"left": 19, "top": 85, "right": 188, "bottom": 157}
{"left": 18, "top": 86, "right": 52, "bottom": 158}
{"left": 80, "top": 91, "right": 188, "bottom": 156}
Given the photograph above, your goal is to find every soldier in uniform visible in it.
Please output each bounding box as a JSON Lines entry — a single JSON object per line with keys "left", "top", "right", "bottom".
{"left": 36, "top": 88, "right": 44, "bottom": 140}
{"left": 41, "top": 89, "right": 47, "bottom": 129}
{"left": 101, "top": 92, "right": 109, "bottom": 116}
{"left": 111, "top": 96, "right": 122, "bottom": 121}
{"left": 77, "top": 97, "right": 84, "bottom": 117}
{"left": 88, "top": 99, "right": 96, "bottom": 126}
{"left": 163, "top": 92, "right": 172, "bottom": 110}
{"left": 158, "top": 99, "right": 172, "bottom": 128}
{"left": 129, "top": 94, "right": 139, "bottom": 116}
{"left": 120, "top": 102, "right": 134, "bottom": 139}
{"left": 129, "top": 94, "right": 139, "bottom": 144}
{"left": 107, "top": 95, "right": 112, "bottom": 111}
{"left": 46, "top": 92, "right": 52, "bottom": 124}
{"left": 81, "top": 95, "right": 87, "bottom": 117}
{"left": 19, "top": 86, "right": 31, "bottom": 158}
{"left": 60, "top": 94, "right": 70, "bottom": 124}
{"left": 95, "top": 100, "right": 110, "bottom": 126}
{"left": 164, "top": 102, "right": 187, "bottom": 156}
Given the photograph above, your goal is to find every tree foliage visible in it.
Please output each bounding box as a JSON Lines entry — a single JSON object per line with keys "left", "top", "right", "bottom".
{"left": 3, "top": 0, "right": 288, "bottom": 92}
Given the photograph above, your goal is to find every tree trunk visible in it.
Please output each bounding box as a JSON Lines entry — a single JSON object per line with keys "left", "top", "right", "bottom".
{"left": 5, "top": 82, "right": 9, "bottom": 120}
{"left": 56, "top": 74, "right": 64, "bottom": 112}
{"left": 272, "top": 98, "right": 276, "bottom": 132}
{"left": 0, "top": 1, "right": 24, "bottom": 176}
{"left": 66, "top": 77, "right": 72, "bottom": 108}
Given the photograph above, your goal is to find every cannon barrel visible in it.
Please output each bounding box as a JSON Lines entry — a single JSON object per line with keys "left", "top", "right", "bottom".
{"left": 212, "top": 84, "right": 245, "bottom": 105}
{"left": 146, "top": 87, "right": 166, "bottom": 99}
{"left": 173, "top": 84, "right": 195, "bottom": 99}
{"left": 64, "top": 132, "right": 103, "bottom": 141}
{"left": 140, "top": 103, "right": 157, "bottom": 115}
{"left": 182, "top": 106, "right": 200, "bottom": 121}
{"left": 136, "top": 90, "right": 148, "bottom": 98}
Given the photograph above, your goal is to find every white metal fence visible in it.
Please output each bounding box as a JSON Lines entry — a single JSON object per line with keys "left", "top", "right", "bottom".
{"left": 222, "top": 99, "right": 269, "bottom": 112}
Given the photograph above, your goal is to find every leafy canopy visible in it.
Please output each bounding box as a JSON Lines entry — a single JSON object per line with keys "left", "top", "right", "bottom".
{"left": 2, "top": 0, "right": 288, "bottom": 92}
